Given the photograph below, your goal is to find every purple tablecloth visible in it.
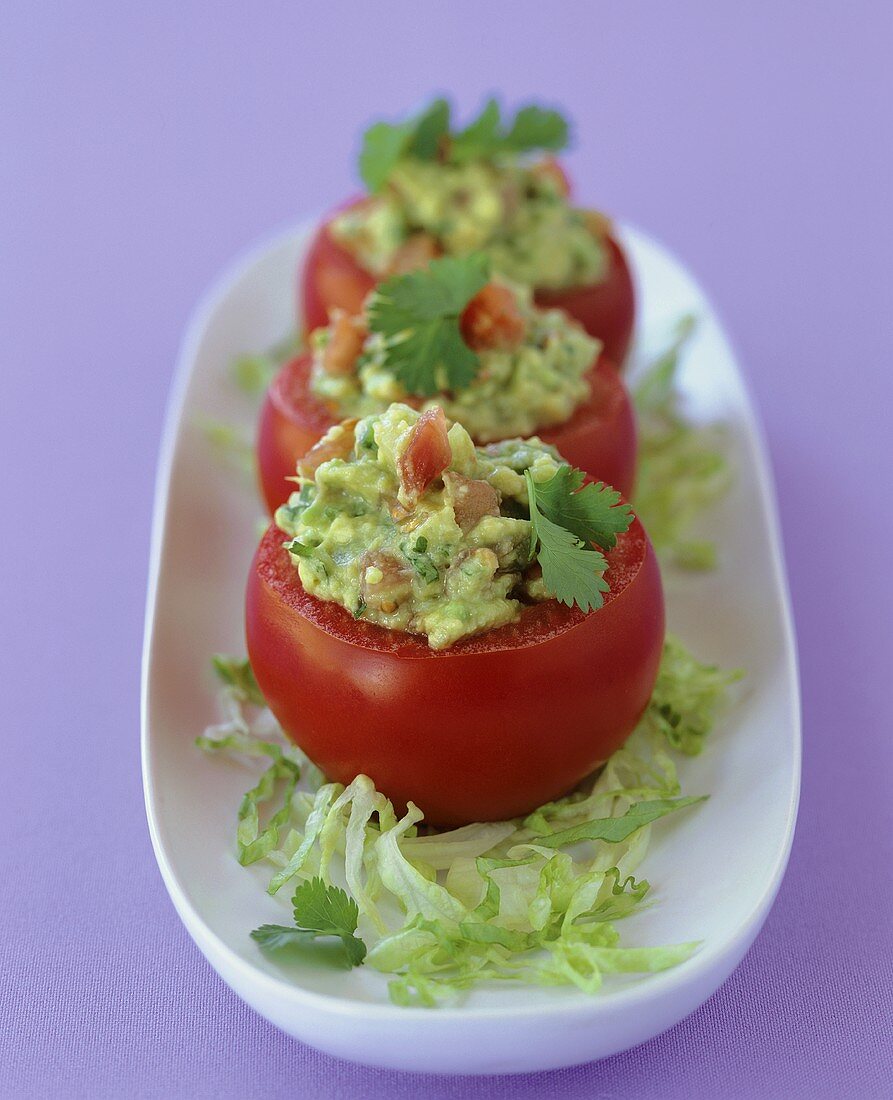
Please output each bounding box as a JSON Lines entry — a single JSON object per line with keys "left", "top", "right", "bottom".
{"left": 3, "top": 3, "right": 891, "bottom": 1096}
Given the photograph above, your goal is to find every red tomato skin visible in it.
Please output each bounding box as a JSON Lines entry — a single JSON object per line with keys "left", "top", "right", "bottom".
{"left": 299, "top": 208, "right": 636, "bottom": 365}
{"left": 245, "top": 518, "right": 664, "bottom": 827}
{"left": 300, "top": 212, "right": 375, "bottom": 334}
{"left": 256, "top": 356, "right": 333, "bottom": 514}
{"left": 539, "top": 353, "right": 637, "bottom": 499}
{"left": 534, "top": 235, "right": 636, "bottom": 367}
{"left": 257, "top": 352, "right": 636, "bottom": 514}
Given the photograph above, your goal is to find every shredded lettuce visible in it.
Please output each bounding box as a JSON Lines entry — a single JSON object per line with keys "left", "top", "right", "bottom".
{"left": 198, "top": 418, "right": 255, "bottom": 478}
{"left": 633, "top": 316, "right": 732, "bottom": 569}
{"left": 210, "top": 655, "right": 265, "bottom": 706}
{"left": 201, "top": 332, "right": 299, "bottom": 476}
{"left": 647, "top": 635, "right": 744, "bottom": 754}
{"left": 232, "top": 333, "right": 300, "bottom": 396}
{"left": 198, "top": 635, "right": 740, "bottom": 1005}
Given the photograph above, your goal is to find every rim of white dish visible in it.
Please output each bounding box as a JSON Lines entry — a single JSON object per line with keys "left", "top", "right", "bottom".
{"left": 140, "top": 218, "right": 802, "bottom": 1022}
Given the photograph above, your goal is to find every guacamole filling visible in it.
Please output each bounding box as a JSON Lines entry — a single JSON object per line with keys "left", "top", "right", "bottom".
{"left": 309, "top": 282, "right": 599, "bottom": 442}
{"left": 332, "top": 159, "right": 607, "bottom": 291}
{"left": 275, "top": 404, "right": 564, "bottom": 650}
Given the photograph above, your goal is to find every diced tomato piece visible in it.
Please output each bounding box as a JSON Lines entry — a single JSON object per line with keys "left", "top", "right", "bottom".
{"left": 258, "top": 349, "right": 636, "bottom": 516}
{"left": 444, "top": 471, "right": 500, "bottom": 532}
{"left": 582, "top": 208, "right": 613, "bottom": 241}
{"left": 386, "top": 233, "right": 440, "bottom": 275}
{"left": 530, "top": 156, "right": 571, "bottom": 197}
{"left": 301, "top": 203, "right": 636, "bottom": 366}
{"left": 460, "top": 284, "right": 526, "bottom": 352}
{"left": 359, "top": 551, "right": 413, "bottom": 613}
{"left": 321, "top": 312, "right": 366, "bottom": 376}
{"left": 296, "top": 419, "right": 358, "bottom": 479}
{"left": 499, "top": 177, "right": 523, "bottom": 220}
{"left": 397, "top": 408, "right": 452, "bottom": 504}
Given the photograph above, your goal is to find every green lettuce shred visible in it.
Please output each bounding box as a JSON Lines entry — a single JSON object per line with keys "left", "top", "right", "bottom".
{"left": 210, "top": 655, "right": 265, "bottom": 706}
{"left": 646, "top": 635, "right": 744, "bottom": 754}
{"left": 201, "top": 332, "right": 299, "bottom": 476}
{"left": 633, "top": 316, "right": 732, "bottom": 569}
{"left": 198, "top": 635, "right": 740, "bottom": 1005}
{"left": 197, "top": 418, "right": 255, "bottom": 477}
{"left": 232, "top": 333, "right": 300, "bottom": 396}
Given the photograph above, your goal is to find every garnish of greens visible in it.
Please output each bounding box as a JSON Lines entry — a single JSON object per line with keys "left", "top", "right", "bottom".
{"left": 366, "top": 254, "right": 490, "bottom": 396}
{"left": 198, "top": 332, "right": 299, "bottom": 478}
{"left": 211, "top": 654, "right": 265, "bottom": 706}
{"left": 359, "top": 98, "right": 569, "bottom": 193}
{"left": 251, "top": 878, "right": 367, "bottom": 968}
{"left": 232, "top": 332, "right": 301, "bottom": 397}
{"left": 198, "top": 636, "right": 741, "bottom": 1006}
{"left": 197, "top": 417, "right": 255, "bottom": 478}
{"left": 633, "top": 316, "right": 732, "bottom": 569}
{"left": 208, "top": 291, "right": 731, "bottom": 575}
{"left": 526, "top": 466, "right": 634, "bottom": 612}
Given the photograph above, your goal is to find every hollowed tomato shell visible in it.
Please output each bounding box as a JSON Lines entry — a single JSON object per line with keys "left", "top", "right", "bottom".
{"left": 299, "top": 208, "right": 636, "bottom": 366}
{"left": 246, "top": 517, "right": 664, "bottom": 827}
{"left": 256, "top": 351, "right": 637, "bottom": 515}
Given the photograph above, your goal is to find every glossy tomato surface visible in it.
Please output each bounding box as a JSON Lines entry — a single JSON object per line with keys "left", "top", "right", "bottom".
{"left": 256, "top": 354, "right": 334, "bottom": 513}
{"left": 300, "top": 211, "right": 375, "bottom": 334}
{"left": 246, "top": 518, "right": 664, "bottom": 827}
{"left": 300, "top": 208, "right": 636, "bottom": 365}
{"left": 534, "top": 235, "right": 636, "bottom": 367}
{"left": 256, "top": 352, "right": 636, "bottom": 514}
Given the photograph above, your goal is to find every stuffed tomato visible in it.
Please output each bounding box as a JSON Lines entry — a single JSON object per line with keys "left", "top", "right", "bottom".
{"left": 299, "top": 98, "right": 635, "bottom": 365}
{"left": 246, "top": 403, "right": 664, "bottom": 827}
{"left": 259, "top": 258, "right": 636, "bottom": 513}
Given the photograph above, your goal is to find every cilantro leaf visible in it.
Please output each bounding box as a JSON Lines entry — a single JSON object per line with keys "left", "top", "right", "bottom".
{"left": 525, "top": 466, "right": 634, "bottom": 611}
{"left": 359, "top": 121, "right": 414, "bottom": 194}
{"left": 452, "top": 100, "right": 569, "bottom": 162}
{"left": 358, "top": 98, "right": 570, "bottom": 188}
{"left": 291, "top": 876, "right": 359, "bottom": 935}
{"left": 359, "top": 99, "right": 451, "bottom": 192}
{"left": 367, "top": 255, "right": 490, "bottom": 396}
{"left": 450, "top": 98, "right": 502, "bottom": 164}
{"left": 251, "top": 878, "right": 367, "bottom": 967}
{"left": 504, "top": 105, "right": 569, "bottom": 153}
{"left": 406, "top": 97, "right": 451, "bottom": 159}
{"left": 528, "top": 502, "right": 610, "bottom": 612}
{"left": 284, "top": 538, "right": 315, "bottom": 559}
{"left": 251, "top": 924, "right": 318, "bottom": 951}
{"left": 532, "top": 465, "right": 633, "bottom": 550}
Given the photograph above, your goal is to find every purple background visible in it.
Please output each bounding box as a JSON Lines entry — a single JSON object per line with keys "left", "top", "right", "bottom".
{"left": 3, "top": 3, "right": 891, "bottom": 1096}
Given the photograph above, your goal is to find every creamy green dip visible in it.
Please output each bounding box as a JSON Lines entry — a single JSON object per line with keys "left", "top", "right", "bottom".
{"left": 275, "top": 404, "right": 562, "bottom": 650}
{"left": 332, "top": 159, "right": 606, "bottom": 290}
{"left": 310, "top": 282, "right": 598, "bottom": 441}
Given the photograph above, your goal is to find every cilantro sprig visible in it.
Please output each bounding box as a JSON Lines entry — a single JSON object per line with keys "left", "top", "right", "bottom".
{"left": 452, "top": 101, "right": 569, "bottom": 163}
{"left": 359, "top": 98, "right": 570, "bottom": 192}
{"left": 251, "top": 877, "right": 367, "bottom": 968}
{"left": 525, "top": 467, "right": 634, "bottom": 612}
{"left": 367, "top": 254, "right": 490, "bottom": 396}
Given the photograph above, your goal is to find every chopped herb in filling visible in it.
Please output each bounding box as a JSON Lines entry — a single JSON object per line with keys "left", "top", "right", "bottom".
{"left": 276, "top": 404, "right": 633, "bottom": 650}
{"left": 333, "top": 99, "right": 609, "bottom": 291}
{"left": 310, "top": 268, "right": 599, "bottom": 442}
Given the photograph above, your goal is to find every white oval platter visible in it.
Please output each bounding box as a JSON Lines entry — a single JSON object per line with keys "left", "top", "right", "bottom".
{"left": 141, "top": 221, "right": 800, "bottom": 1074}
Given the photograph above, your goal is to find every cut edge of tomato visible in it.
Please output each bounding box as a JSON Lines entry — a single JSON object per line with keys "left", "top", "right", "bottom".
{"left": 266, "top": 349, "right": 619, "bottom": 457}
{"left": 267, "top": 353, "right": 338, "bottom": 434}
{"left": 253, "top": 517, "right": 649, "bottom": 661}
